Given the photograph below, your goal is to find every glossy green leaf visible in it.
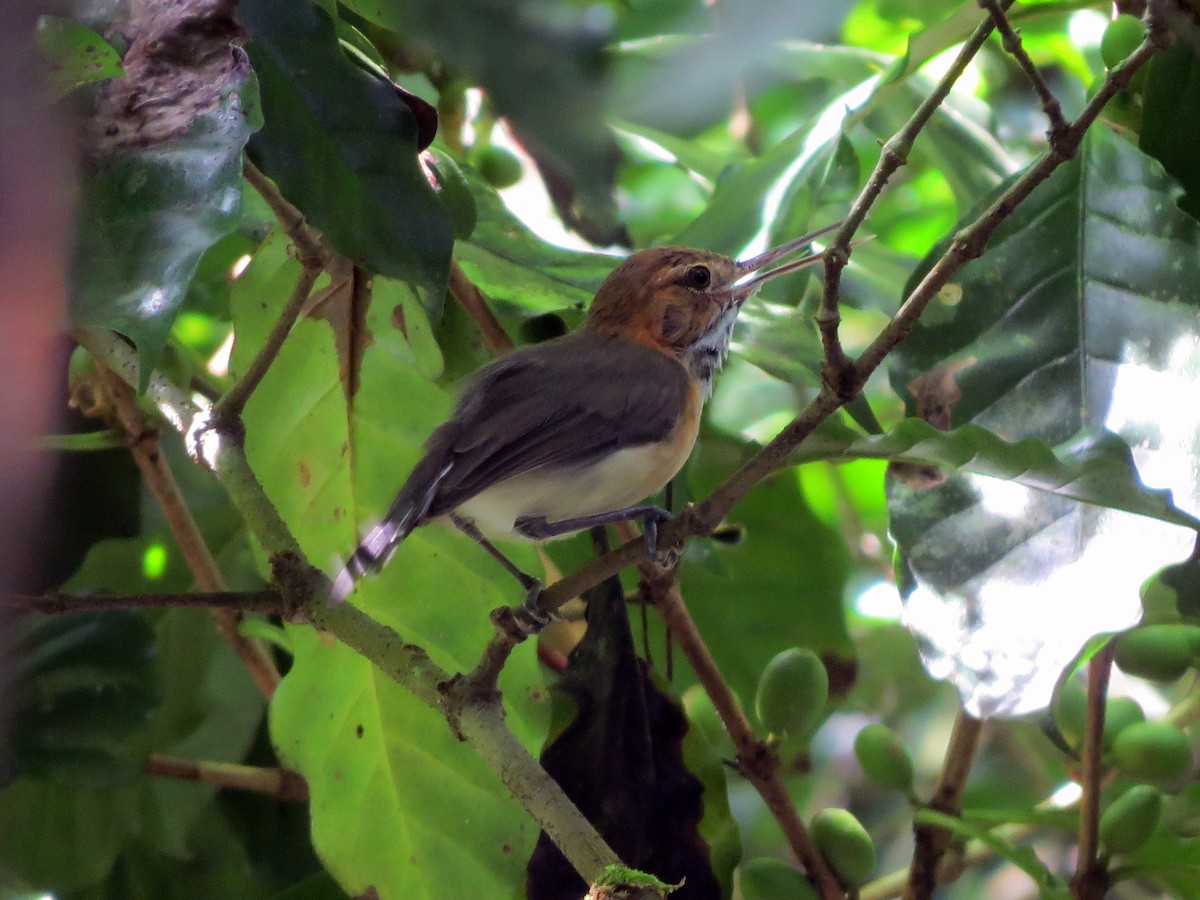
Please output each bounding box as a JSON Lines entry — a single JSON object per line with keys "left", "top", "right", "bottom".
{"left": 795, "top": 418, "right": 1200, "bottom": 531}
{"left": 1140, "top": 29, "right": 1200, "bottom": 222}
{"left": 240, "top": 0, "right": 453, "bottom": 290}
{"left": 231, "top": 232, "right": 549, "bottom": 900}
{"left": 69, "top": 64, "right": 256, "bottom": 385}
{"left": 35, "top": 16, "right": 123, "bottom": 97}
{"left": 887, "top": 127, "right": 1200, "bottom": 717}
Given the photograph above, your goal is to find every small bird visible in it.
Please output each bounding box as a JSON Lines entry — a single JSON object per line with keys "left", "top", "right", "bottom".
{"left": 330, "top": 223, "right": 838, "bottom": 604}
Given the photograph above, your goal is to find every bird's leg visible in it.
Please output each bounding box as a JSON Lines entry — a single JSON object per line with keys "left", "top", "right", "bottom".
{"left": 450, "top": 514, "right": 549, "bottom": 632}
{"left": 514, "top": 504, "right": 672, "bottom": 561}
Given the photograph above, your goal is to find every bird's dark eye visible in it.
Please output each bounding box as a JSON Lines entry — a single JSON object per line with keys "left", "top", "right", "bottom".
{"left": 683, "top": 265, "right": 711, "bottom": 290}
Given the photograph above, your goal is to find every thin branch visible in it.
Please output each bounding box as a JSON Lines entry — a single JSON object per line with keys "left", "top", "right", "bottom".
{"left": 979, "top": 0, "right": 1068, "bottom": 144}
{"left": 83, "top": 329, "right": 626, "bottom": 887}
{"left": 530, "top": 32, "right": 1164, "bottom": 621}
{"left": 0, "top": 589, "right": 284, "bottom": 615}
{"left": 242, "top": 156, "right": 337, "bottom": 267}
{"left": 210, "top": 262, "right": 321, "bottom": 428}
{"left": 145, "top": 753, "right": 309, "bottom": 802}
{"left": 449, "top": 261, "right": 514, "bottom": 355}
{"left": 903, "top": 711, "right": 985, "bottom": 900}
{"left": 818, "top": 2, "right": 1013, "bottom": 395}
{"left": 1072, "top": 641, "right": 1114, "bottom": 900}
{"left": 651, "top": 578, "right": 843, "bottom": 899}
{"left": 96, "top": 363, "right": 281, "bottom": 698}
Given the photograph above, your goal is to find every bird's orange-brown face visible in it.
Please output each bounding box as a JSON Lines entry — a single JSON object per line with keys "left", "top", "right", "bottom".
{"left": 584, "top": 225, "right": 837, "bottom": 379}
{"left": 585, "top": 247, "right": 741, "bottom": 353}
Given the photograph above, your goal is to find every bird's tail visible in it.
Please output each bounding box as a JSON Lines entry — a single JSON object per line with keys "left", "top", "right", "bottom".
{"left": 329, "top": 459, "right": 452, "bottom": 603}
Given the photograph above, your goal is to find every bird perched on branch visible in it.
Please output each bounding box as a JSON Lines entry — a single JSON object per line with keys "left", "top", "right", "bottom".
{"left": 330, "top": 223, "right": 838, "bottom": 606}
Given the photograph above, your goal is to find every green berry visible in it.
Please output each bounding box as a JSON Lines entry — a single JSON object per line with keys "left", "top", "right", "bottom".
{"left": 1053, "top": 680, "right": 1088, "bottom": 747}
{"left": 475, "top": 144, "right": 523, "bottom": 189}
{"left": 1112, "top": 721, "right": 1193, "bottom": 784}
{"left": 1100, "top": 785, "right": 1162, "bottom": 854}
{"left": 1100, "top": 15, "right": 1145, "bottom": 70}
{"left": 811, "top": 808, "right": 876, "bottom": 887}
{"left": 1114, "top": 625, "right": 1196, "bottom": 682}
{"left": 754, "top": 648, "right": 828, "bottom": 739}
{"left": 1102, "top": 697, "right": 1146, "bottom": 751}
{"left": 736, "top": 858, "right": 818, "bottom": 900}
{"left": 854, "top": 723, "right": 915, "bottom": 792}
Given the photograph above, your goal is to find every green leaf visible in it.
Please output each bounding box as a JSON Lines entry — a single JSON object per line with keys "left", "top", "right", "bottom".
{"left": 68, "top": 55, "right": 256, "bottom": 386}
{"left": 455, "top": 168, "right": 616, "bottom": 316}
{"left": 240, "top": 0, "right": 453, "bottom": 290}
{"left": 231, "top": 232, "right": 549, "bottom": 900}
{"left": 795, "top": 419, "right": 1200, "bottom": 531}
{"left": 35, "top": 16, "right": 124, "bottom": 97}
{"left": 1140, "top": 29, "right": 1200, "bottom": 222}
{"left": 0, "top": 779, "right": 141, "bottom": 891}
{"left": 887, "top": 127, "right": 1200, "bottom": 717}
{"left": 342, "top": 0, "right": 622, "bottom": 241}
{"left": 8, "top": 612, "right": 158, "bottom": 785}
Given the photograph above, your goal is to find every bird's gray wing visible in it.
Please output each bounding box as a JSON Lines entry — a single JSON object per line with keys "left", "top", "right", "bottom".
{"left": 427, "top": 333, "right": 691, "bottom": 515}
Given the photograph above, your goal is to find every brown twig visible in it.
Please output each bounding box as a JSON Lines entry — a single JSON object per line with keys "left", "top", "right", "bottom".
{"left": 652, "top": 578, "right": 844, "bottom": 899}
{"left": 96, "top": 363, "right": 281, "bottom": 698}
{"left": 979, "top": 0, "right": 1069, "bottom": 145}
{"left": 903, "top": 711, "right": 985, "bottom": 900}
{"left": 210, "top": 262, "right": 321, "bottom": 428}
{"left": 1071, "top": 642, "right": 1114, "bottom": 900}
{"left": 0, "top": 589, "right": 285, "bottom": 615}
{"left": 449, "top": 261, "right": 514, "bottom": 354}
{"left": 145, "top": 752, "right": 310, "bottom": 801}
{"left": 242, "top": 157, "right": 336, "bottom": 267}
{"left": 817, "top": 3, "right": 1013, "bottom": 396}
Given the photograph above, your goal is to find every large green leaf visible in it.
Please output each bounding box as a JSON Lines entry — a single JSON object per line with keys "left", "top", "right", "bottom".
{"left": 232, "top": 231, "right": 549, "bottom": 899}
{"left": 1140, "top": 30, "right": 1200, "bottom": 222}
{"left": 6, "top": 611, "right": 157, "bottom": 785}
{"left": 69, "top": 15, "right": 255, "bottom": 384}
{"left": 240, "top": 0, "right": 454, "bottom": 290}
{"left": 342, "top": 0, "right": 622, "bottom": 242}
{"left": 886, "top": 127, "right": 1200, "bottom": 717}
{"left": 794, "top": 418, "right": 1200, "bottom": 532}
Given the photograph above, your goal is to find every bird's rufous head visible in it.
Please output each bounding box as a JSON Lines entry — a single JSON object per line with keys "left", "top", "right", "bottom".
{"left": 584, "top": 223, "right": 838, "bottom": 363}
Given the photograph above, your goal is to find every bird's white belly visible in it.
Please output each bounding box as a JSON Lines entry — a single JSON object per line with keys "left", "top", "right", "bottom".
{"left": 454, "top": 440, "right": 689, "bottom": 539}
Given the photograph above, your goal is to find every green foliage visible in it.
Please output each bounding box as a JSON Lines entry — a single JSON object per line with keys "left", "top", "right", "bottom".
{"left": 17, "top": 0, "right": 1200, "bottom": 898}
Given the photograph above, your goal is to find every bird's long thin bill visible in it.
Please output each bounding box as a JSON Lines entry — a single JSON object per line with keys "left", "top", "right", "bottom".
{"left": 736, "top": 221, "right": 841, "bottom": 275}
{"left": 733, "top": 251, "right": 824, "bottom": 297}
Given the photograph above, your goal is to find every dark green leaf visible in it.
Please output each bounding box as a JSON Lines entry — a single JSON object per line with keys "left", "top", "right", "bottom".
{"left": 342, "top": 0, "right": 622, "bottom": 242}
{"left": 240, "top": 0, "right": 453, "bottom": 289}
{"left": 1140, "top": 31, "right": 1200, "bottom": 222}
{"left": 8, "top": 612, "right": 157, "bottom": 785}
{"left": 887, "top": 128, "right": 1200, "bottom": 717}
{"left": 69, "top": 29, "right": 255, "bottom": 385}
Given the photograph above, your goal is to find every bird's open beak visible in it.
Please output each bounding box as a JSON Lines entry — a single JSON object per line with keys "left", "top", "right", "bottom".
{"left": 732, "top": 221, "right": 841, "bottom": 300}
